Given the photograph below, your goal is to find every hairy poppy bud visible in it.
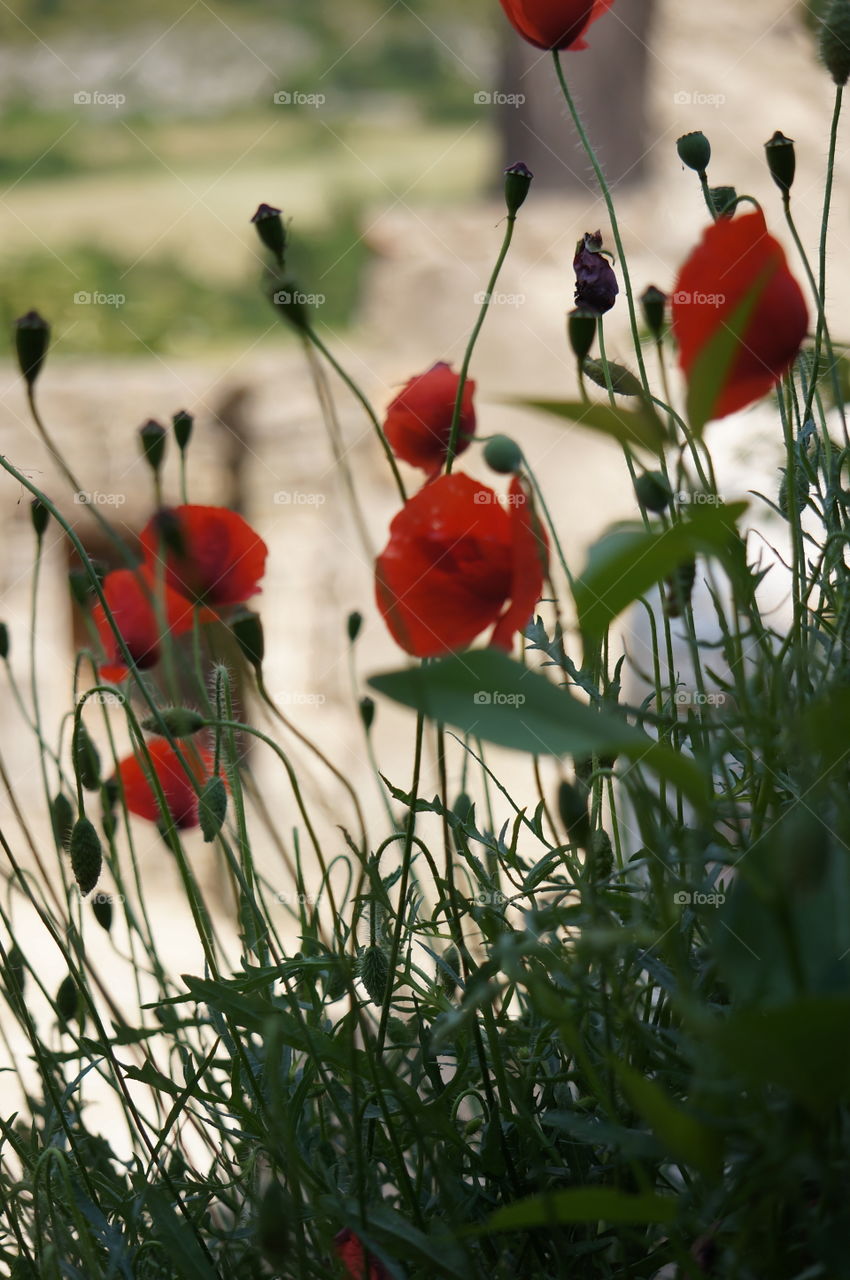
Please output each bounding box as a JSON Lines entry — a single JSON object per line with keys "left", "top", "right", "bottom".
{"left": 557, "top": 779, "right": 590, "bottom": 849}
{"left": 139, "top": 419, "right": 167, "bottom": 474}
{"left": 92, "top": 893, "right": 113, "bottom": 933}
{"left": 70, "top": 817, "right": 103, "bottom": 896}
{"left": 574, "top": 231, "right": 618, "bottom": 315}
{"left": 199, "top": 775, "right": 228, "bottom": 843}
{"left": 676, "top": 131, "right": 711, "bottom": 175}
{"left": 141, "top": 707, "right": 206, "bottom": 738}
{"left": 634, "top": 470, "right": 673, "bottom": 513}
{"left": 347, "top": 610, "right": 363, "bottom": 644}
{"left": 709, "top": 185, "right": 737, "bottom": 218}
{"left": 30, "top": 498, "right": 49, "bottom": 539}
{"left": 14, "top": 310, "right": 49, "bottom": 388}
{"left": 173, "top": 409, "right": 194, "bottom": 451}
{"left": 820, "top": 0, "right": 850, "bottom": 84}
{"left": 0, "top": 623, "right": 9, "bottom": 661}
{"left": 359, "top": 695, "right": 376, "bottom": 732}
{"left": 438, "top": 945, "right": 460, "bottom": 997}
{"left": 72, "top": 721, "right": 101, "bottom": 792}
{"left": 568, "top": 308, "right": 597, "bottom": 361}
{"left": 231, "top": 610, "right": 264, "bottom": 670}
{"left": 588, "top": 828, "right": 614, "bottom": 879}
{"left": 640, "top": 285, "right": 667, "bottom": 340}
{"left": 51, "top": 792, "right": 75, "bottom": 851}
{"left": 504, "top": 161, "right": 533, "bottom": 216}
{"left": 582, "top": 357, "right": 642, "bottom": 397}
{"left": 483, "top": 434, "right": 523, "bottom": 474}
{"left": 251, "top": 203, "right": 286, "bottom": 265}
{"left": 359, "top": 944, "right": 390, "bottom": 1005}
{"left": 765, "top": 131, "right": 796, "bottom": 196}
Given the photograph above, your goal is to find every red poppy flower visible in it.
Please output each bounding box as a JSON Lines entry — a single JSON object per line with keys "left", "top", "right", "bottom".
{"left": 333, "top": 1229, "right": 389, "bottom": 1280}
{"left": 375, "top": 473, "right": 548, "bottom": 657}
{"left": 384, "top": 362, "right": 476, "bottom": 476}
{"left": 116, "top": 738, "right": 215, "bottom": 829}
{"left": 672, "top": 209, "right": 808, "bottom": 421}
{"left": 498, "top": 0, "right": 615, "bottom": 51}
{"left": 93, "top": 567, "right": 199, "bottom": 684}
{"left": 139, "top": 505, "right": 268, "bottom": 609}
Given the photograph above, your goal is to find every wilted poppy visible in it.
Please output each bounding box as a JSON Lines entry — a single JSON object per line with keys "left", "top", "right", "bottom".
{"left": 672, "top": 209, "right": 808, "bottom": 421}
{"left": 333, "top": 1229, "right": 389, "bottom": 1280}
{"left": 116, "top": 738, "right": 215, "bottom": 829}
{"left": 140, "top": 505, "right": 268, "bottom": 609}
{"left": 574, "top": 230, "right": 619, "bottom": 315}
{"left": 498, "top": 0, "right": 614, "bottom": 51}
{"left": 375, "top": 472, "right": 548, "bottom": 657}
{"left": 93, "top": 567, "right": 198, "bottom": 684}
{"left": 384, "top": 362, "right": 476, "bottom": 476}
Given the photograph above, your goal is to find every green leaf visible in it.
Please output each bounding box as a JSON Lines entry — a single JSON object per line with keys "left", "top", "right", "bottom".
{"left": 478, "top": 1188, "right": 676, "bottom": 1232}
{"left": 368, "top": 649, "right": 710, "bottom": 810}
{"left": 574, "top": 502, "right": 747, "bottom": 647}
{"left": 505, "top": 396, "right": 668, "bottom": 456}
{"left": 143, "top": 1187, "right": 218, "bottom": 1280}
{"left": 615, "top": 1062, "right": 722, "bottom": 1178}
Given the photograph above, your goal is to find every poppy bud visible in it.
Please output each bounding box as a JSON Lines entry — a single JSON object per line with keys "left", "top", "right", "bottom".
{"left": 765, "top": 131, "right": 796, "bottom": 196}
{"left": 568, "top": 308, "right": 597, "bottom": 361}
{"left": 583, "top": 357, "right": 642, "bottom": 397}
{"left": 251, "top": 203, "right": 286, "bottom": 265}
{"left": 72, "top": 721, "right": 101, "bottom": 792}
{"left": 634, "top": 470, "right": 673, "bottom": 513}
{"left": 588, "top": 828, "right": 614, "bottom": 879}
{"left": 778, "top": 465, "right": 809, "bottom": 518}
{"left": 347, "top": 610, "right": 363, "bottom": 644}
{"left": 269, "top": 277, "right": 309, "bottom": 331}
{"left": 231, "top": 610, "right": 264, "bottom": 670}
{"left": 139, "top": 419, "right": 167, "bottom": 474}
{"left": 173, "top": 409, "right": 194, "bottom": 451}
{"left": 141, "top": 707, "right": 206, "bottom": 738}
{"left": 483, "top": 434, "right": 523, "bottom": 474}
{"left": 640, "top": 285, "right": 667, "bottom": 340}
{"left": 199, "top": 775, "right": 228, "bottom": 843}
{"left": 56, "top": 973, "right": 81, "bottom": 1027}
{"left": 30, "top": 498, "right": 49, "bottom": 540}
{"left": 51, "top": 792, "right": 75, "bottom": 851}
{"left": 504, "top": 161, "right": 533, "bottom": 216}
{"left": 359, "top": 944, "right": 390, "bottom": 1005}
{"left": 820, "top": 0, "right": 850, "bottom": 84}
{"left": 359, "top": 695, "right": 376, "bottom": 732}
{"left": 0, "top": 624, "right": 9, "bottom": 661}
{"left": 69, "top": 817, "right": 103, "bottom": 896}
{"left": 14, "top": 310, "right": 50, "bottom": 388}
{"left": 573, "top": 231, "right": 618, "bottom": 315}
{"left": 676, "top": 131, "right": 711, "bottom": 175}
{"left": 92, "top": 893, "right": 113, "bottom": 933}
{"left": 557, "top": 779, "right": 590, "bottom": 849}
{"left": 438, "top": 945, "right": 460, "bottom": 997}
{"left": 709, "top": 185, "right": 737, "bottom": 218}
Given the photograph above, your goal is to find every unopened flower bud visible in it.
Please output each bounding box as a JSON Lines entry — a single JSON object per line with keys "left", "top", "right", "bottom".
{"left": 573, "top": 231, "right": 618, "bottom": 315}
{"left": 347, "top": 611, "right": 363, "bottom": 644}
{"left": 568, "top": 308, "right": 597, "bottom": 361}
{"left": 30, "top": 498, "right": 49, "bottom": 539}
{"left": 483, "top": 434, "right": 523, "bottom": 474}
{"left": 588, "top": 828, "right": 614, "bottom": 879}
{"left": 0, "top": 623, "right": 8, "bottom": 660}
{"left": 70, "top": 817, "right": 103, "bottom": 896}
{"left": 141, "top": 707, "right": 207, "bottom": 737}
{"left": 199, "top": 775, "right": 228, "bottom": 843}
{"left": 504, "top": 161, "right": 533, "bottom": 216}
{"left": 634, "top": 470, "right": 673, "bottom": 514}
{"left": 765, "top": 131, "right": 796, "bottom": 196}
{"left": 56, "top": 973, "right": 81, "bottom": 1027}
{"left": 820, "top": 0, "right": 850, "bottom": 84}
{"left": 359, "top": 695, "right": 376, "bottom": 732}
{"left": 268, "top": 276, "right": 309, "bottom": 331}
{"left": 251, "top": 203, "right": 287, "bottom": 265}
{"left": 51, "top": 792, "right": 75, "bottom": 851}
{"left": 14, "top": 310, "right": 50, "bottom": 388}
{"left": 709, "top": 185, "right": 737, "bottom": 217}
{"left": 640, "top": 285, "right": 667, "bottom": 340}
{"left": 173, "top": 409, "right": 194, "bottom": 451}
{"left": 359, "top": 944, "right": 390, "bottom": 1005}
{"left": 72, "top": 721, "right": 101, "bottom": 792}
{"left": 92, "top": 893, "right": 113, "bottom": 933}
{"left": 676, "top": 131, "right": 711, "bottom": 174}
{"left": 231, "top": 610, "right": 264, "bottom": 670}
{"left": 438, "top": 945, "right": 460, "bottom": 997}
{"left": 139, "top": 419, "right": 167, "bottom": 474}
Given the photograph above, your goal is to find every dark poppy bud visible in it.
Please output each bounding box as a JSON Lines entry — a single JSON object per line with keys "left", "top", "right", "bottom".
{"left": 483, "top": 434, "right": 523, "bottom": 474}
{"left": 438, "top": 945, "right": 460, "bottom": 997}
{"left": 568, "top": 308, "right": 597, "bottom": 361}
{"left": 583, "top": 358, "right": 642, "bottom": 397}
{"left": 14, "top": 310, "right": 49, "bottom": 388}
{"left": 765, "top": 131, "right": 796, "bottom": 196}
{"left": 56, "top": 973, "right": 81, "bottom": 1027}
{"left": 359, "top": 944, "right": 390, "bottom": 1005}
{"left": 820, "top": 0, "right": 850, "bottom": 84}
{"left": 359, "top": 695, "right": 376, "bottom": 732}
{"left": 504, "top": 161, "right": 533, "bottom": 216}
{"left": 30, "top": 498, "right": 49, "bottom": 540}
{"left": 72, "top": 721, "right": 101, "bottom": 793}
{"left": 640, "top": 285, "right": 667, "bottom": 340}
{"left": 347, "top": 611, "right": 363, "bottom": 644}
{"left": 141, "top": 707, "right": 207, "bottom": 738}
{"left": 172, "top": 409, "right": 193, "bottom": 451}
{"left": 778, "top": 465, "right": 809, "bottom": 518}
{"left": 573, "top": 231, "right": 619, "bottom": 315}
{"left": 139, "top": 419, "right": 167, "bottom": 474}
{"left": 588, "top": 829, "right": 614, "bottom": 879}
{"left": 0, "top": 623, "right": 8, "bottom": 660}
{"left": 557, "top": 779, "right": 590, "bottom": 849}
{"left": 69, "top": 817, "right": 103, "bottom": 896}
{"left": 635, "top": 470, "right": 673, "bottom": 514}
{"left": 51, "top": 792, "right": 75, "bottom": 851}
{"left": 231, "top": 610, "right": 264, "bottom": 670}
{"left": 268, "top": 277, "right": 309, "bottom": 331}
{"left": 199, "top": 775, "right": 228, "bottom": 843}
{"left": 709, "top": 185, "right": 738, "bottom": 218}
{"left": 676, "top": 131, "right": 711, "bottom": 174}
{"left": 251, "top": 203, "right": 286, "bottom": 265}
{"left": 92, "top": 893, "right": 113, "bottom": 933}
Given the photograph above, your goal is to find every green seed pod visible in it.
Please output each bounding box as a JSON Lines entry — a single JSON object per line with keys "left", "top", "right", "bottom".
{"left": 14, "top": 310, "right": 50, "bottom": 388}
{"left": 139, "top": 419, "right": 167, "bottom": 474}
{"left": 51, "top": 792, "right": 75, "bottom": 852}
{"left": 72, "top": 721, "right": 101, "bottom": 792}
{"left": 231, "top": 610, "right": 264, "bottom": 670}
{"left": 820, "top": 0, "right": 850, "bottom": 84}
{"left": 70, "top": 817, "right": 103, "bottom": 896}
{"left": 268, "top": 277, "right": 309, "bottom": 332}
{"left": 438, "top": 945, "right": 460, "bottom": 997}
{"left": 347, "top": 610, "right": 363, "bottom": 644}
{"left": 256, "top": 1180, "right": 289, "bottom": 1266}
{"left": 251, "top": 203, "right": 287, "bottom": 266}
{"left": 778, "top": 465, "right": 810, "bottom": 518}
{"left": 56, "top": 973, "right": 80, "bottom": 1026}
{"left": 588, "top": 829, "right": 614, "bottom": 879}
{"left": 140, "top": 707, "right": 207, "bottom": 738}
{"left": 199, "top": 775, "right": 227, "bottom": 843}
{"left": 91, "top": 893, "right": 113, "bottom": 933}
{"left": 359, "top": 944, "right": 390, "bottom": 1006}
{"left": 557, "top": 779, "right": 590, "bottom": 849}
{"left": 709, "top": 185, "right": 738, "bottom": 217}
{"left": 582, "top": 357, "right": 642, "bottom": 397}
{"left": 634, "top": 470, "right": 673, "bottom": 514}
{"left": 359, "top": 696, "right": 375, "bottom": 732}
{"left": 0, "top": 623, "right": 8, "bottom": 660}
{"left": 172, "top": 408, "right": 194, "bottom": 451}
{"left": 504, "top": 161, "right": 533, "bottom": 216}
{"left": 765, "top": 131, "right": 796, "bottom": 195}
{"left": 676, "top": 131, "right": 711, "bottom": 174}
{"left": 483, "top": 434, "right": 523, "bottom": 474}
{"left": 640, "top": 285, "right": 667, "bottom": 340}
{"left": 568, "top": 308, "right": 597, "bottom": 361}
{"left": 30, "top": 498, "right": 49, "bottom": 539}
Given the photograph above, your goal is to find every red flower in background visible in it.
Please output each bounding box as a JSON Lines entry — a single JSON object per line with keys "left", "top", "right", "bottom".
{"left": 93, "top": 567, "right": 198, "bottom": 684}
{"left": 116, "top": 739, "right": 215, "bottom": 829}
{"left": 333, "top": 1229, "right": 389, "bottom": 1280}
{"left": 375, "top": 473, "right": 548, "bottom": 658}
{"left": 140, "top": 505, "right": 268, "bottom": 609}
{"left": 498, "top": 0, "right": 614, "bottom": 51}
{"left": 672, "top": 209, "right": 808, "bottom": 421}
{"left": 384, "top": 362, "right": 476, "bottom": 476}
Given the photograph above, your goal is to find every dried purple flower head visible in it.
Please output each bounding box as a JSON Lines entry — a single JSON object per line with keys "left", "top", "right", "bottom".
{"left": 573, "top": 231, "right": 619, "bottom": 315}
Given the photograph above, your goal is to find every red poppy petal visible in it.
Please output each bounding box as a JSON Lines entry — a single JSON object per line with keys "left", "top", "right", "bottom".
{"left": 490, "top": 475, "right": 549, "bottom": 650}
{"left": 140, "top": 506, "right": 268, "bottom": 608}
{"left": 333, "top": 1229, "right": 390, "bottom": 1280}
{"left": 93, "top": 567, "right": 198, "bottom": 681}
{"left": 384, "top": 362, "right": 476, "bottom": 473}
{"left": 117, "top": 739, "right": 214, "bottom": 829}
{"left": 498, "top": 0, "right": 596, "bottom": 50}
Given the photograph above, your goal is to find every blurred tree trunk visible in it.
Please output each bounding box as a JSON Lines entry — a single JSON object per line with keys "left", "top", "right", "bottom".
{"left": 499, "top": 0, "right": 655, "bottom": 191}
